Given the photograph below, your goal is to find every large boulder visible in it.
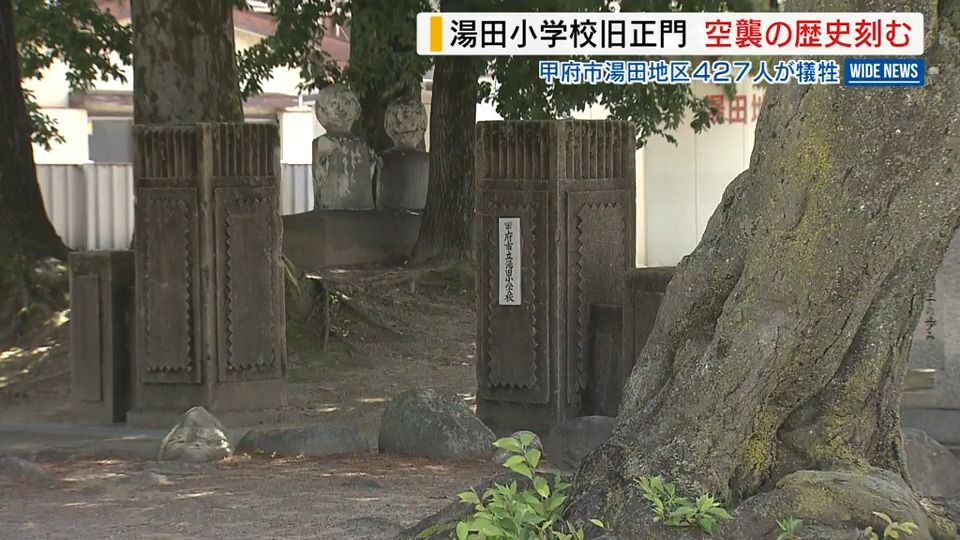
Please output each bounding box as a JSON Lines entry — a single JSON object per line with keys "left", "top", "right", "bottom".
{"left": 235, "top": 423, "right": 369, "bottom": 458}
{"left": 378, "top": 388, "right": 495, "bottom": 460}
{"left": 903, "top": 427, "right": 960, "bottom": 497}
{"left": 156, "top": 406, "right": 232, "bottom": 463}
{"left": 543, "top": 416, "right": 616, "bottom": 471}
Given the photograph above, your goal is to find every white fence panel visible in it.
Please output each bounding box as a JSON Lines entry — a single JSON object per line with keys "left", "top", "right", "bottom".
{"left": 36, "top": 165, "right": 87, "bottom": 249}
{"left": 37, "top": 163, "right": 312, "bottom": 251}
{"left": 280, "top": 163, "right": 314, "bottom": 215}
{"left": 85, "top": 163, "right": 134, "bottom": 250}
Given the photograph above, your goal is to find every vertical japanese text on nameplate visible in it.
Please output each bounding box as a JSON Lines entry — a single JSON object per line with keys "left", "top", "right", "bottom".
{"left": 498, "top": 217, "right": 521, "bottom": 306}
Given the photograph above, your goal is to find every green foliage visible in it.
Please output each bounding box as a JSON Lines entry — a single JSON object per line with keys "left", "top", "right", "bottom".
{"left": 479, "top": 0, "right": 773, "bottom": 146}
{"left": 12, "top": 0, "right": 772, "bottom": 150}
{"left": 776, "top": 516, "right": 803, "bottom": 540}
{"left": 235, "top": 0, "right": 347, "bottom": 98}
{"left": 13, "top": 0, "right": 132, "bottom": 148}
{"left": 455, "top": 433, "right": 605, "bottom": 540}
{"left": 861, "top": 512, "right": 919, "bottom": 540}
{"left": 634, "top": 475, "right": 732, "bottom": 536}
{"left": 240, "top": 0, "right": 770, "bottom": 148}
{"left": 345, "top": 0, "right": 432, "bottom": 102}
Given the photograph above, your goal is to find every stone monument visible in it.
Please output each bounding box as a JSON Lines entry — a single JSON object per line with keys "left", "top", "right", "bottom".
{"left": 903, "top": 229, "right": 960, "bottom": 456}
{"left": 130, "top": 123, "right": 287, "bottom": 425}
{"left": 475, "top": 120, "right": 636, "bottom": 434}
{"left": 377, "top": 95, "right": 429, "bottom": 210}
{"left": 312, "top": 84, "right": 379, "bottom": 210}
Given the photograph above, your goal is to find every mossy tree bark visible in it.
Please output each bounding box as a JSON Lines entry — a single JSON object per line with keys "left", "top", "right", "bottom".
{"left": 132, "top": 0, "right": 244, "bottom": 124}
{"left": 0, "top": 0, "right": 68, "bottom": 345}
{"left": 570, "top": 0, "right": 960, "bottom": 537}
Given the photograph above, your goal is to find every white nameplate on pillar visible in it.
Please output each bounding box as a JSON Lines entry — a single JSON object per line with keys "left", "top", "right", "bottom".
{"left": 498, "top": 217, "right": 521, "bottom": 306}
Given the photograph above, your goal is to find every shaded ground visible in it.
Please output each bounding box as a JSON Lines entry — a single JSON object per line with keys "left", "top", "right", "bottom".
{"left": 0, "top": 264, "right": 492, "bottom": 539}
{"left": 0, "top": 264, "right": 479, "bottom": 439}
{"left": 0, "top": 455, "right": 502, "bottom": 540}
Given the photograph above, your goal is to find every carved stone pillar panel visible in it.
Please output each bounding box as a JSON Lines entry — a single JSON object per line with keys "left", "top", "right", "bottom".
{"left": 475, "top": 120, "right": 636, "bottom": 434}
{"left": 132, "top": 122, "right": 286, "bottom": 421}
{"left": 69, "top": 250, "right": 135, "bottom": 424}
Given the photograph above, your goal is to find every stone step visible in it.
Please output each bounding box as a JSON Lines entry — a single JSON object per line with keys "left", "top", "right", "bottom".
{"left": 948, "top": 445, "right": 960, "bottom": 461}
{"left": 903, "top": 368, "right": 938, "bottom": 392}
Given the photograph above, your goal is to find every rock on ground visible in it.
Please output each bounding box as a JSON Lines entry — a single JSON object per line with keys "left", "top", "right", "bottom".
{"left": 156, "top": 406, "right": 232, "bottom": 463}
{"left": 235, "top": 423, "right": 369, "bottom": 458}
{"left": 904, "top": 428, "right": 960, "bottom": 497}
{"left": 719, "top": 467, "right": 957, "bottom": 540}
{"left": 0, "top": 456, "right": 55, "bottom": 484}
{"left": 378, "top": 388, "right": 495, "bottom": 460}
{"left": 492, "top": 430, "right": 543, "bottom": 465}
{"left": 542, "top": 416, "right": 615, "bottom": 471}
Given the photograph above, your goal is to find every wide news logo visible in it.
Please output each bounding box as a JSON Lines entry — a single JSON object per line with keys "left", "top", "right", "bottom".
{"left": 416, "top": 12, "right": 926, "bottom": 87}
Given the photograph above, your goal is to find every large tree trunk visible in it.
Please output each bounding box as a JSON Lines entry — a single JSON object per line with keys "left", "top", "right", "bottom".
{"left": 0, "top": 0, "right": 68, "bottom": 344}
{"left": 132, "top": 0, "right": 243, "bottom": 124}
{"left": 409, "top": 53, "right": 481, "bottom": 264}
{"left": 571, "top": 1, "right": 960, "bottom": 538}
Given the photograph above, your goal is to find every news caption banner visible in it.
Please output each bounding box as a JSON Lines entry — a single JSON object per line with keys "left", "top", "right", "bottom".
{"left": 416, "top": 12, "right": 927, "bottom": 87}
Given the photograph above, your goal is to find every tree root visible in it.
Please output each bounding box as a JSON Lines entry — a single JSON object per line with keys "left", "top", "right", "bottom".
{"left": 719, "top": 468, "right": 957, "bottom": 540}
{"left": 331, "top": 290, "right": 408, "bottom": 339}
{"left": 571, "top": 461, "right": 959, "bottom": 540}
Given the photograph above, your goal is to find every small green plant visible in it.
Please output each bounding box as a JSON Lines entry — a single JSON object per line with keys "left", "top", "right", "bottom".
{"left": 634, "top": 475, "right": 732, "bottom": 536}
{"left": 776, "top": 516, "right": 803, "bottom": 540}
{"left": 456, "top": 433, "right": 604, "bottom": 540}
{"left": 861, "top": 511, "right": 919, "bottom": 539}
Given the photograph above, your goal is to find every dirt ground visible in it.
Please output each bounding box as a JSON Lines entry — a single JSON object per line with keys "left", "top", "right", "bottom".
{"left": 0, "top": 264, "right": 498, "bottom": 539}
{"left": 0, "top": 455, "right": 502, "bottom": 539}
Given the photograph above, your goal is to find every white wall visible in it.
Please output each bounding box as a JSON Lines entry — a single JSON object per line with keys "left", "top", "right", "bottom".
{"left": 643, "top": 82, "right": 762, "bottom": 267}
{"left": 279, "top": 108, "right": 315, "bottom": 163}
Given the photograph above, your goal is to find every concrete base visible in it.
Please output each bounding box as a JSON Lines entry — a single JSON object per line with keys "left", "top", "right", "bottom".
{"left": 377, "top": 150, "right": 428, "bottom": 211}
{"left": 282, "top": 209, "right": 422, "bottom": 272}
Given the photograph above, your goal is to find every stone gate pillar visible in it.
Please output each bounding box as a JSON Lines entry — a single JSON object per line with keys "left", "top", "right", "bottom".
{"left": 130, "top": 123, "right": 286, "bottom": 423}
{"left": 475, "top": 120, "right": 636, "bottom": 434}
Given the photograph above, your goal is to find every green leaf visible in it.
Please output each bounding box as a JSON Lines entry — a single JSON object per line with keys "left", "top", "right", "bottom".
{"left": 707, "top": 506, "right": 732, "bottom": 520}
{"left": 526, "top": 449, "right": 543, "bottom": 469}
{"left": 493, "top": 437, "right": 523, "bottom": 453}
{"left": 533, "top": 476, "right": 551, "bottom": 498}
{"left": 872, "top": 512, "right": 893, "bottom": 525}
{"left": 588, "top": 519, "right": 605, "bottom": 529}
{"left": 503, "top": 455, "right": 527, "bottom": 469}
{"left": 546, "top": 494, "right": 568, "bottom": 513}
{"left": 458, "top": 490, "right": 481, "bottom": 505}
{"left": 508, "top": 462, "right": 534, "bottom": 480}
{"left": 518, "top": 432, "right": 537, "bottom": 447}
{"left": 456, "top": 521, "right": 470, "bottom": 540}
